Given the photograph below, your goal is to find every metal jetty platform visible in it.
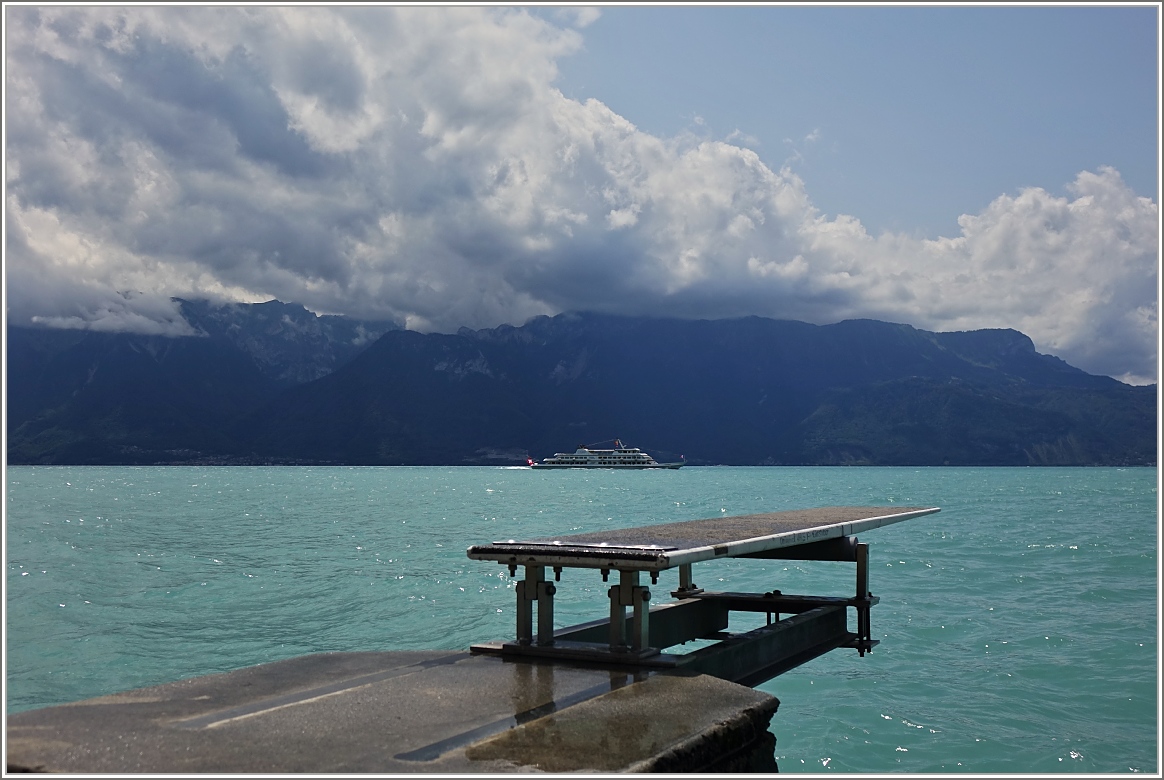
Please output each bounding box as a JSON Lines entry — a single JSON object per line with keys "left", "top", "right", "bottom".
{"left": 7, "top": 505, "right": 938, "bottom": 773}
{"left": 467, "top": 506, "right": 939, "bottom": 682}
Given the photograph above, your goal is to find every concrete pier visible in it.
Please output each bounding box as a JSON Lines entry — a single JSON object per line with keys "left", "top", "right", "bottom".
{"left": 7, "top": 651, "right": 778, "bottom": 773}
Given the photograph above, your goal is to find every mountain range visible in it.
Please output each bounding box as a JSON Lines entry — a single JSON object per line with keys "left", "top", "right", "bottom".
{"left": 6, "top": 302, "right": 1157, "bottom": 466}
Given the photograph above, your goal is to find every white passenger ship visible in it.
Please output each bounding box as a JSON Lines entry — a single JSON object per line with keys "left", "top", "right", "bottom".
{"left": 528, "top": 439, "right": 684, "bottom": 469}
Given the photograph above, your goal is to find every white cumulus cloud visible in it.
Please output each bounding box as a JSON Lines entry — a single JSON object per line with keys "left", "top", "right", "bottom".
{"left": 4, "top": 6, "right": 1158, "bottom": 383}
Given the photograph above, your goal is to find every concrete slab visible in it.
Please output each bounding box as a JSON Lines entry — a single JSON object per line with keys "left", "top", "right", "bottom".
{"left": 6, "top": 651, "right": 779, "bottom": 773}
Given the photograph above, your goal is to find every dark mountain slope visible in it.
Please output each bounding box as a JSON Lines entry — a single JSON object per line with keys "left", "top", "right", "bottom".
{"left": 794, "top": 378, "right": 1122, "bottom": 465}
{"left": 175, "top": 298, "right": 399, "bottom": 387}
{"left": 7, "top": 329, "right": 276, "bottom": 464}
{"left": 7, "top": 300, "right": 399, "bottom": 464}
{"left": 932, "top": 328, "right": 1118, "bottom": 389}
{"left": 238, "top": 330, "right": 539, "bottom": 465}
{"left": 232, "top": 312, "right": 1155, "bottom": 466}
{"left": 8, "top": 309, "right": 1153, "bottom": 465}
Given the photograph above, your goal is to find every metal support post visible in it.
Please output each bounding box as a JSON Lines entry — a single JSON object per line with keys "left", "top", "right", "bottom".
{"left": 673, "top": 563, "right": 702, "bottom": 598}
{"left": 855, "top": 542, "right": 871, "bottom": 655}
{"left": 536, "top": 578, "right": 556, "bottom": 645}
{"left": 856, "top": 541, "right": 869, "bottom": 598}
{"left": 631, "top": 582, "right": 651, "bottom": 651}
{"left": 608, "top": 584, "right": 626, "bottom": 648}
{"left": 516, "top": 565, "right": 545, "bottom": 646}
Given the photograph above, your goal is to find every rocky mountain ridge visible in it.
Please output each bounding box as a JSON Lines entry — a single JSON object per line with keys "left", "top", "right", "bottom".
{"left": 174, "top": 298, "right": 399, "bottom": 387}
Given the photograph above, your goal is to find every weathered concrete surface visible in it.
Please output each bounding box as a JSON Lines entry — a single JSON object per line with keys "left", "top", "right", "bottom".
{"left": 7, "top": 650, "right": 778, "bottom": 773}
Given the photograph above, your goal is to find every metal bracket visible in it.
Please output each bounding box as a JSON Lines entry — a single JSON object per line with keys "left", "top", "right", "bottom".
{"left": 671, "top": 563, "right": 704, "bottom": 598}
{"left": 609, "top": 570, "right": 651, "bottom": 651}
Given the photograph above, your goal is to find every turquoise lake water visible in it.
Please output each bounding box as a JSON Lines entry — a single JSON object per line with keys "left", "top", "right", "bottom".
{"left": 5, "top": 465, "right": 1158, "bottom": 773}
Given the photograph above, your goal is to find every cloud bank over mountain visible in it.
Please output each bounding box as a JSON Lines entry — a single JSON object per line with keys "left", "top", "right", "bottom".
{"left": 6, "top": 7, "right": 1158, "bottom": 383}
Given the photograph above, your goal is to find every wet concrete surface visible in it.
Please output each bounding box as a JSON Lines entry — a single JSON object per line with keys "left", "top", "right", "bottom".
{"left": 7, "top": 650, "right": 779, "bottom": 773}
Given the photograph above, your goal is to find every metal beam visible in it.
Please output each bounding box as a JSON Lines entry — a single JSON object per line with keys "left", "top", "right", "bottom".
{"left": 684, "top": 591, "right": 879, "bottom": 614}
{"left": 739, "top": 535, "right": 859, "bottom": 562}
{"left": 555, "top": 598, "right": 729, "bottom": 648}
{"left": 681, "top": 606, "right": 852, "bottom": 687}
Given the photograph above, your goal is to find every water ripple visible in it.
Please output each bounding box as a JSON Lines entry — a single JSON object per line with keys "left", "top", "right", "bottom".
{"left": 6, "top": 465, "right": 1157, "bottom": 773}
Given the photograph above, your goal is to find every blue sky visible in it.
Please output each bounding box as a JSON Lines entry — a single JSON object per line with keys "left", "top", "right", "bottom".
{"left": 4, "top": 5, "right": 1160, "bottom": 383}
{"left": 541, "top": 5, "right": 1159, "bottom": 238}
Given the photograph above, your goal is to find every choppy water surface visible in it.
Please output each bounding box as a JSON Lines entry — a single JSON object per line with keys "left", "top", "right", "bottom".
{"left": 6, "top": 466, "right": 1157, "bottom": 772}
